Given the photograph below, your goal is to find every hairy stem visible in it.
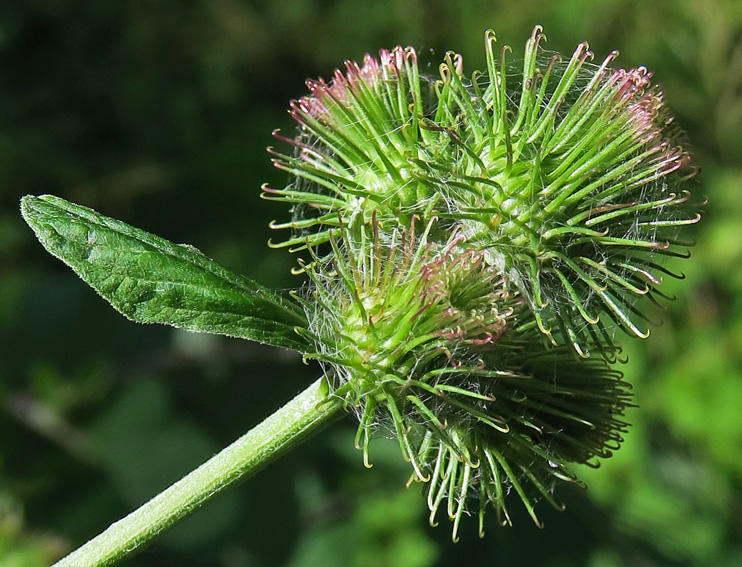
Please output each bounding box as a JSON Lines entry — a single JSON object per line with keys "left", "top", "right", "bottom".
{"left": 53, "top": 377, "right": 342, "bottom": 567}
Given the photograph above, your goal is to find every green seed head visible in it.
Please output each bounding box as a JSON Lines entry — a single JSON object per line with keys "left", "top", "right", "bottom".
{"left": 298, "top": 218, "right": 518, "bottom": 419}
{"left": 267, "top": 26, "right": 699, "bottom": 537}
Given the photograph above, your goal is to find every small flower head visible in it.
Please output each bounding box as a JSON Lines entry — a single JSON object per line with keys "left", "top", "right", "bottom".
{"left": 417, "top": 350, "right": 631, "bottom": 539}
{"left": 265, "top": 45, "right": 434, "bottom": 252}
{"left": 296, "top": 217, "right": 519, "bottom": 469}
{"left": 265, "top": 27, "right": 700, "bottom": 354}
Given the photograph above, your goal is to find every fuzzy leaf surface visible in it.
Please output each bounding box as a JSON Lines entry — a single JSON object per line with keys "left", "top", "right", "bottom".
{"left": 21, "top": 195, "right": 308, "bottom": 351}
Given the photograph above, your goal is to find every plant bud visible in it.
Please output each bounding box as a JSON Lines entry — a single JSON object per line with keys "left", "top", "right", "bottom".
{"left": 269, "top": 26, "right": 700, "bottom": 536}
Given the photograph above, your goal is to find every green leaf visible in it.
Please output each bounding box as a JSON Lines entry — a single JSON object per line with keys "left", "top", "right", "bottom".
{"left": 20, "top": 195, "right": 308, "bottom": 351}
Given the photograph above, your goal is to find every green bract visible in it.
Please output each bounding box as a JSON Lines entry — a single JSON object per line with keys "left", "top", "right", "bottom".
{"left": 266, "top": 26, "right": 699, "bottom": 355}
{"left": 265, "top": 26, "right": 700, "bottom": 536}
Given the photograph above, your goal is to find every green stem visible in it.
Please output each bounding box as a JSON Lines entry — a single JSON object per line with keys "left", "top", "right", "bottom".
{"left": 53, "top": 377, "right": 343, "bottom": 567}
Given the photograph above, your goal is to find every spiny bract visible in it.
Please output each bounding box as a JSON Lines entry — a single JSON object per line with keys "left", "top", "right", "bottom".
{"left": 266, "top": 26, "right": 699, "bottom": 538}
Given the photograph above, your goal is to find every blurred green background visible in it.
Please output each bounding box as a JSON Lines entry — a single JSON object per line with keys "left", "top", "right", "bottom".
{"left": 1, "top": 1, "right": 741, "bottom": 566}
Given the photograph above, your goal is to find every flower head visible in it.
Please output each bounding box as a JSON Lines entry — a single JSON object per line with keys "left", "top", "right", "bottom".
{"left": 417, "top": 350, "right": 631, "bottom": 539}
{"left": 296, "top": 217, "right": 520, "bottom": 469}
{"left": 267, "top": 26, "right": 699, "bottom": 537}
